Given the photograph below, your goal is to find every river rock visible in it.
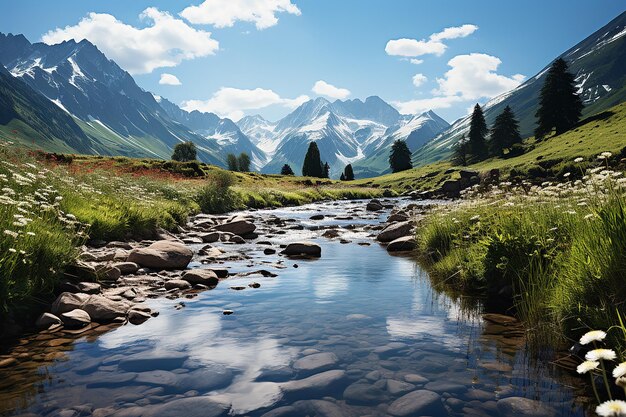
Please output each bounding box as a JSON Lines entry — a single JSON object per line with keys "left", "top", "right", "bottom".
{"left": 128, "top": 241, "right": 193, "bottom": 270}
{"left": 293, "top": 400, "right": 350, "bottom": 417}
{"left": 377, "top": 221, "right": 413, "bottom": 242}
{"left": 343, "top": 382, "right": 388, "bottom": 405}
{"left": 182, "top": 269, "right": 219, "bottom": 286}
{"left": 128, "top": 309, "right": 152, "bottom": 325}
{"left": 281, "top": 370, "right": 346, "bottom": 395}
{"left": 96, "top": 265, "right": 121, "bottom": 281}
{"left": 139, "top": 397, "right": 230, "bottom": 417}
{"left": 293, "top": 352, "right": 338, "bottom": 373}
{"left": 199, "top": 232, "right": 220, "bottom": 243}
{"left": 387, "top": 390, "right": 446, "bottom": 416}
{"left": 386, "top": 236, "right": 417, "bottom": 252}
{"left": 51, "top": 292, "right": 91, "bottom": 315}
{"left": 366, "top": 199, "right": 384, "bottom": 211}
{"left": 81, "top": 295, "right": 131, "bottom": 322}
{"left": 310, "top": 214, "right": 325, "bottom": 220}
{"left": 387, "top": 213, "right": 409, "bottom": 223}
{"left": 112, "top": 262, "right": 139, "bottom": 275}
{"left": 212, "top": 220, "right": 256, "bottom": 237}
{"left": 497, "top": 397, "right": 557, "bottom": 417}
{"left": 35, "top": 312, "right": 62, "bottom": 329}
{"left": 77, "top": 282, "right": 102, "bottom": 294}
{"left": 164, "top": 279, "right": 192, "bottom": 290}
{"left": 60, "top": 309, "right": 91, "bottom": 328}
{"left": 387, "top": 379, "right": 415, "bottom": 395}
{"left": 281, "top": 242, "right": 321, "bottom": 257}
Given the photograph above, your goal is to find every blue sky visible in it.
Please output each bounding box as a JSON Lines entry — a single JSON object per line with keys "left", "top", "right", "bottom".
{"left": 2, "top": 0, "right": 624, "bottom": 123}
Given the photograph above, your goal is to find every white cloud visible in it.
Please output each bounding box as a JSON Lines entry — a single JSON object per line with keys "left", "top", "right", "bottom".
{"left": 412, "top": 73, "right": 427, "bottom": 88}
{"left": 410, "top": 58, "right": 424, "bottom": 65}
{"left": 430, "top": 24, "right": 478, "bottom": 41}
{"left": 435, "top": 53, "right": 525, "bottom": 100}
{"left": 159, "top": 73, "right": 182, "bottom": 85}
{"left": 180, "top": 0, "right": 301, "bottom": 30}
{"left": 393, "top": 53, "right": 525, "bottom": 115}
{"left": 181, "top": 87, "right": 309, "bottom": 121}
{"left": 385, "top": 24, "right": 478, "bottom": 58}
{"left": 42, "top": 8, "right": 219, "bottom": 74}
{"left": 392, "top": 96, "right": 462, "bottom": 114}
{"left": 385, "top": 38, "right": 446, "bottom": 57}
{"left": 311, "top": 80, "right": 351, "bottom": 100}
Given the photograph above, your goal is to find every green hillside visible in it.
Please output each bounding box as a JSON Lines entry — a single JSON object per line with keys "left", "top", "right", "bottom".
{"left": 354, "top": 101, "right": 626, "bottom": 193}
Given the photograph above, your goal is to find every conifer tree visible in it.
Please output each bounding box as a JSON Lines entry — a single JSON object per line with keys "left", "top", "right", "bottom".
{"left": 344, "top": 164, "right": 355, "bottom": 181}
{"left": 226, "top": 153, "right": 238, "bottom": 171}
{"left": 302, "top": 142, "right": 324, "bottom": 177}
{"left": 468, "top": 104, "right": 488, "bottom": 161}
{"left": 340, "top": 173, "right": 346, "bottom": 181}
{"left": 237, "top": 153, "right": 251, "bottom": 172}
{"left": 490, "top": 106, "right": 522, "bottom": 156}
{"left": 389, "top": 140, "right": 412, "bottom": 173}
{"left": 280, "top": 164, "right": 295, "bottom": 176}
{"left": 535, "top": 58, "right": 583, "bottom": 138}
{"left": 323, "top": 162, "right": 330, "bottom": 179}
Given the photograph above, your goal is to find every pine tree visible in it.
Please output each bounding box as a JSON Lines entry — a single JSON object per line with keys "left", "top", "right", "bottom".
{"left": 490, "top": 106, "right": 522, "bottom": 156}
{"left": 226, "top": 153, "right": 238, "bottom": 171}
{"left": 323, "top": 162, "right": 330, "bottom": 179}
{"left": 468, "top": 104, "right": 488, "bottom": 161}
{"left": 344, "top": 164, "right": 355, "bottom": 181}
{"left": 280, "top": 164, "right": 295, "bottom": 176}
{"left": 389, "top": 140, "right": 413, "bottom": 173}
{"left": 452, "top": 136, "right": 470, "bottom": 166}
{"left": 171, "top": 141, "right": 197, "bottom": 162}
{"left": 302, "top": 142, "right": 324, "bottom": 177}
{"left": 237, "top": 153, "right": 251, "bottom": 172}
{"left": 340, "top": 173, "right": 346, "bottom": 181}
{"left": 535, "top": 58, "right": 583, "bottom": 138}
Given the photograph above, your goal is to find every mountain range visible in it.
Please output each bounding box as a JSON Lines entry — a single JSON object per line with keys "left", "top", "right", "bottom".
{"left": 0, "top": 10, "right": 624, "bottom": 177}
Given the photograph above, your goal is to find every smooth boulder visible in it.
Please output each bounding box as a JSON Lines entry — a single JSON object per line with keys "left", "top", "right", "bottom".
{"left": 377, "top": 221, "right": 413, "bottom": 243}
{"left": 497, "top": 397, "right": 557, "bottom": 417}
{"left": 182, "top": 269, "right": 219, "bottom": 286}
{"left": 386, "top": 236, "right": 417, "bottom": 252}
{"left": 366, "top": 199, "right": 384, "bottom": 211}
{"left": 128, "top": 241, "right": 193, "bottom": 270}
{"left": 212, "top": 220, "right": 256, "bottom": 237}
{"left": 35, "top": 312, "right": 62, "bottom": 329}
{"left": 81, "top": 295, "right": 131, "bottom": 322}
{"left": 60, "top": 309, "right": 91, "bottom": 328}
{"left": 281, "top": 242, "right": 321, "bottom": 257}
{"left": 387, "top": 390, "right": 446, "bottom": 416}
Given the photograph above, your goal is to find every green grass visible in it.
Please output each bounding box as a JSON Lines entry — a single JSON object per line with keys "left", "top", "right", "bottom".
{"left": 415, "top": 172, "right": 626, "bottom": 353}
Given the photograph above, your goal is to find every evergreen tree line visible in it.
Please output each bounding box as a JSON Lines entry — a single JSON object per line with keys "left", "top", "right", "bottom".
{"left": 453, "top": 58, "right": 582, "bottom": 166}
{"left": 226, "top": 152, "right": 251, "bottom": 172}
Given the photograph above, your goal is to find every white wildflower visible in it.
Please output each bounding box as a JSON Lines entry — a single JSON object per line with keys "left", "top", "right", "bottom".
{"left": 586, "top": 348, "right": 617, "bottom": 361}
{"left": 3, "top": 230, "right": 18, "bottom": 238}
{"left": 613, "top": 362, "right": 626, "bottom": 379}
{"left": 574, "top": 157, "right": 584, "bottom": 163}
{"left": 596, "top": 400, "right": 626, "bottom": 417}
{"left": 577, "top": 360, "right": 599, "bottom": 374}
{"left": 580, "top": 330, "right": 607, "bottom": 345}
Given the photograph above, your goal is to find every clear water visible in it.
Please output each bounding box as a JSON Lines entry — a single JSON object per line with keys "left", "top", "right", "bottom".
{"left": 0, "top": 199, "right": 587, "bottom": 417}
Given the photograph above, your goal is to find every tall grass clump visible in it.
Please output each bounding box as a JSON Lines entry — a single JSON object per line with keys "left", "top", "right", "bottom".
{"left": 195, "top": 170, "right": 241, "bottom": 213}
{"left": 0, "top": 146, "right": 86, "bottom": 318}
{"left": 416, "top": 154, "right": 626, "bottom": 348}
